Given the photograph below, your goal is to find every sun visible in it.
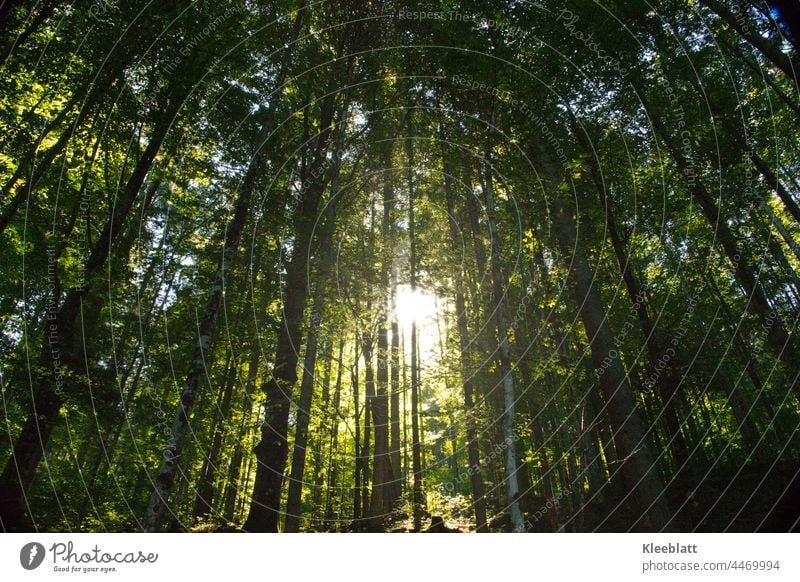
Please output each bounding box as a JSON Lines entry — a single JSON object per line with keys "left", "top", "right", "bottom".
{"left": 395, "top": 285, "right": 437, "bottom": 330}
{"left": 394, "top": 285, "right": 443, "bottom": 360}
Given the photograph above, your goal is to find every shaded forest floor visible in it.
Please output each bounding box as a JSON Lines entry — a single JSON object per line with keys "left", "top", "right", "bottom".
{"left": 190, "top": 459, "right": 800, "bottom": 533}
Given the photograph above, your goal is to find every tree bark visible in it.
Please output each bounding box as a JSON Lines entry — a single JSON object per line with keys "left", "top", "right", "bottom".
{"left": 352, "top": 342, "right": 362, "bottom": 523}
{"left": 360, "top": 333, "right": 373, "bottom": 522}
{"left": 282, "top": 301, "right": 323, "bottom": 532}
{"left": 440, "top": 127, "right": 489, "bottom": 532}
{"left": 390, "top": 278, "right": 402, "bottom": 505}
{"left": 144, "top": 110, "right": 268, "bottom": 530}
{"left": 549, "top": 191, "right": 674, "bottom": 531}
{"left": 284, "top": 194, "right": 339, "bottom": 532}
{"left": 368, "top": 147, "right": 394, "bottom": 527}
{"left": 483, "top": 137, "right": 525, "bottom": 532}
{"left": 750, "top": 152, "right": 800, "bottom": 226}
{"left": 324, "top": 341, "right": 345, "bottom": 525}
{"left": 571, "top": 119, "right": 691, "bottom": 481}
{"left": 191, "top": 355, "right": 237, "bottom": 522}
{"left": 310, "top": 341, "right": 333, "bottom": 526}
{"left": 406, "top": 128, "right": 424, "bottom": 531}
{"left": 222, "top": 345, "right": 260, "bottom": 524}
{"left": 243, "top": 95, "right": 336, "bottom": 529}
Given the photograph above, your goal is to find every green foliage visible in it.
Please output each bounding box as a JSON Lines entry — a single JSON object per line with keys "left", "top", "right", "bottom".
{"left": 1, "top": 0, "right": 799, "bottom": 533}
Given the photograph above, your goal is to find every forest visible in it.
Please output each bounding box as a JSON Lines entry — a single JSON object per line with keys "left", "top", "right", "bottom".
{"left": 1, "top": 0, "right": 799, "bottom": 533}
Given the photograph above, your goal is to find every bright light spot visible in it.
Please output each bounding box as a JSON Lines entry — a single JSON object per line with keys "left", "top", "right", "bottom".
{"left": 395, "top": 285, "right": 437, "bottom": 329}
{"left": 395, "top": 284, "right": 443, "bottom": 360}
{"left": 352, "top": 112, "right": 366, "bottom": 128}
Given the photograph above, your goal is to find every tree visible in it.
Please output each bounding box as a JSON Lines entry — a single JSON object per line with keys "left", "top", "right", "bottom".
{"left": 2, "top": 0, "right": 798, "bottom": 535}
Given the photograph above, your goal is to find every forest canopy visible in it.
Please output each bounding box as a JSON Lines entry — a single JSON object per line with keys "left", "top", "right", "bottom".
{"left": 1, "top": 0, "right": 799, "bottom": 533}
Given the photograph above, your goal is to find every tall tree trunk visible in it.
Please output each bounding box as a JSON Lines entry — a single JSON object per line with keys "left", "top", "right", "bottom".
{"left": 368, "top": 148, "right": 394, "bottom": 527}
{"left": 282, "top": 302, "right": 323, "bottom": 532}
{"left": 360, "top": 334, "right": 373, "bottom": 522}
{"left": 406, "top": 127, "right": 424, "bottom": 531}
{"left": 144, "top": 111, "right": 266, "bottom": 529}
{"left": 483, "top": 134, "right": 525, "bottom": 532}
{"left": 571, "top": 119, "right": 691, "bottom": 482}
{"left": 389, "top": 275, "right": 402, "bottom": 505}
{"left": 547, "top": 186, "right": 674, "bottom": 530}
{"left": 74, "top": 232, "right": 176, "bottom": 523}
{"left": 215, "top": 13, "right": 318, "bottom": 534}
{"left": 324, "top": 341, "right": 344, "bottom": 525}
{"left": 440, "top": 127, "right": 489, "bottom": 532}
{"left": 352, "top": 342, "right": 362, "bottom": 523}
{"left": 402, "top": 332, "right": 409, "bottom": 494}
{"left": 223, "top": 346, "right": 260, "bottom": 524}
{"left": 310, "top": 341, "right": 333, "bottom": 526}
{"left": 191, "top": 355, "right": 237, "bottom": 522}
{"left": 284, "top": 193, "right": 339, "bottom": 531}
{"left": 292, "top": 102, "right": 352, "bottom": 530}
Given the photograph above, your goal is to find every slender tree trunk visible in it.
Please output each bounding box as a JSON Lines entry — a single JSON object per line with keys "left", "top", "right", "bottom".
{"left": 352, "top": 342, "right": 362, "bottom": 523}
{"left": 243, "top": 18, "right": 343, "bottom": 536}
{"left": 243, "top": 65, "right": 344, "bottom": 530}
{"left": 284, "top": 96, "right": 353, "bottom": 532}
{"left": 390, "top": 278, "right": 402, "bottom": 504}
{"left": 368, "top": 149, "right": 394, "bottom": 527}
{"left": 402, "top": 331, "right": 409, "bottom": 495}
{"left": 532, "top": 420, "right": 561, "bottom": 532}
{"left": 191, "top": 355, "right": 237, "bottom": 522}
{"left": 324, "top": 341, "right": 344, "bottom": 525}
{"left": 361, "top": 339, "right": 373, "bottom": 522}
{"left": 74, "top": 236, "right": 176, "bottom": 523}
{"left": 283, "top": 178, "right": 341, "bottom": 531}
{"left": 282, "top": 304, "right": 322, "bottom": 532}
{"left": 549, "top": 191, "right": 674, "bottom": 531}
{"left": 483, "top": 136, "right": 525, "bottom": 532}
{"left": 310, "top": 341, "right": 333, "bottom": 526}
{"left": 406, "top": 128, "right": 424, "bottom": 531}
{"left": 223, "top": 345, "right": 260, "bottom": 524}
{"left": 571, "top": 120, "right": 691, "bottom": 482}
{"left": 368, "top": 326, "right": 391, "bottom": 528}
{"left": 144, "top": 112, "right": 265, "bottom": 529}
{"left": 440, "top": 128, "right": 489, "bottom": 532}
